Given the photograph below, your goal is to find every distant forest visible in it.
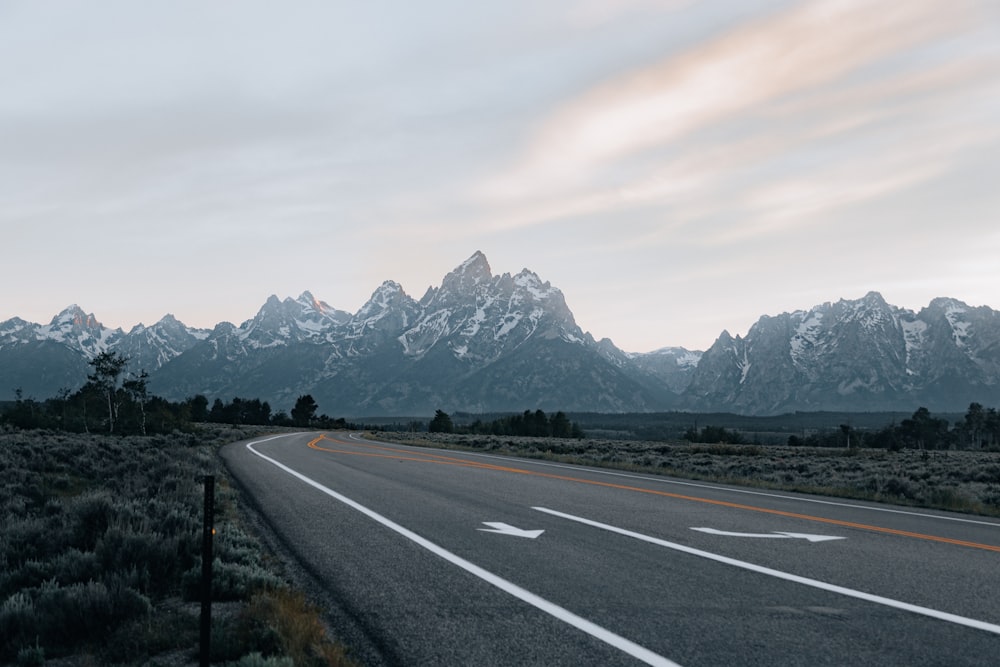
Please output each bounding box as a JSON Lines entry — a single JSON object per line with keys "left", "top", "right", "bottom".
{"left": 427, "top": 408, "right": 585, "bottom": 439}
{"left": 0, "top": 352, "right": 347, "bottom": 435}
{"left": 4, "top": 352, "right": 999, "bottom": 452}
{"left": 566, "top": 405, "right": 1000, "bottom": 451}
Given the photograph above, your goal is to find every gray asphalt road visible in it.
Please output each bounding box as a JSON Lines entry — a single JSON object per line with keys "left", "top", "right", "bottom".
{"left": 220, "top": 432, "right": 1000, "bottom": 666}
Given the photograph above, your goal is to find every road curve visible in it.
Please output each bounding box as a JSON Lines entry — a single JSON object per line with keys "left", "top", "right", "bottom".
{"left": 221, "top": 432, "right": 1000, "bottom": 666}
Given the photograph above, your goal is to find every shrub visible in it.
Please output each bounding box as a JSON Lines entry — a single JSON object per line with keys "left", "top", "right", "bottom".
{"left": 0, "top": 592, "right": 36, "bottom": 658}
{"left": 33, "top": 579, "right": 151, "bottom": 652}
{"left": 234, "top": 653, "right": 296, "bottom": 667}
{"left": 71, "top": 490, "right": 115, "bottom": 550}
{"left": 210, "top": 589, "right": 351, "bottom": 667}
{"left": 15, "top": 641, "right": 44, "bottom": 667}
{"left": 5, "top": 424, "right": 355, "bottom": 663}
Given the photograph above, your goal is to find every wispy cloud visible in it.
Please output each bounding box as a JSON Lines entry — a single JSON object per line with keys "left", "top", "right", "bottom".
{"left": 476, "top": 0, "right": 992, "bottom": 232}
{"left": 2, "top": 1, "right": 997, "bottom": 351}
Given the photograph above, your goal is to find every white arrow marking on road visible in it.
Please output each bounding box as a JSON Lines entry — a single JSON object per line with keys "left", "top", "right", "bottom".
{"left": 478, "top": 522, "right": 545, "bottom": 539}
{"left": 691, "top": 527, "right": 845, "bottom": 543}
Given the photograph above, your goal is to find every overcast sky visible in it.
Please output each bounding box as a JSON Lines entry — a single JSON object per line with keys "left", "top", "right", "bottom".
{"left": 2, "top": 1, "right": 998, "bottom": 352}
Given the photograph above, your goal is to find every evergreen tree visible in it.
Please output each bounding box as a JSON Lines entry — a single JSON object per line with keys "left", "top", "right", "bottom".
{"left": 208, "top": 398, "right": 226, "bottom": 423}
{"left": 188, "top": 394, "right": 209, "bottom": 422}
{"left": 291, "top": 394, "right": 318, "bottom": 427}
{"left": 428, "top": 409, "right": 454, "bottom": 433}
{"left": 900, "top": 407, "right": 950, "bottom": 450}
{"left": 550, "top": 411, "right": 572, "bottom": 438}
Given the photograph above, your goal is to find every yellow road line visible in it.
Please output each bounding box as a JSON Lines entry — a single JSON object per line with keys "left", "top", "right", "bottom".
{"left": 306, "top": 434, "right": 1000, "bottom": 553}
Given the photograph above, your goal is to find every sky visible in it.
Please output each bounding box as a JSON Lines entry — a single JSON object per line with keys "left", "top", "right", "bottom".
{"left": 2, "top": 0, "right": 998, "bottom": 353}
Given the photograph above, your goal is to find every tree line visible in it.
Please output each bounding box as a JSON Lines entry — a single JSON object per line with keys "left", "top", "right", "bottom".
{"left": 1, "top": 351, "right": 345, "bottom": 434}
{"left": 785, "top": 404, "right": 1000, "bottom": 450}
{"left": 428, "top": 408, "right": 585, "bottom": 438}
{"left": 673, "top": 404, "right": 1000, "bottom": 451}
{"left": 683, "top": 425, "right": 745, "bottom": 445}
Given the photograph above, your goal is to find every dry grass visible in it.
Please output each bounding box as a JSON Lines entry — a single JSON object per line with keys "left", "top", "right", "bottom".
{"left": 244, "top": 589, "right": 352, "bottom": 666}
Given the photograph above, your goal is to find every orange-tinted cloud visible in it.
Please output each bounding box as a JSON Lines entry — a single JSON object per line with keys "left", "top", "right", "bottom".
{"left": 479, "top": 0, "right": 989, "bottom": 229}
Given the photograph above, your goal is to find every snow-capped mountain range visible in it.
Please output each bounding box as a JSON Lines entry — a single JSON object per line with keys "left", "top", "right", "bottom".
{"left": 686, "top": 291, "right": 1000, "bottom": 414}
{"left": 2, "top": 252, "right": 998, "bottom": 415}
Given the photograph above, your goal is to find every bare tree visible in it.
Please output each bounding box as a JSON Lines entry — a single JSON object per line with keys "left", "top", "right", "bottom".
{"left": 123, "top": 370, "right": 150, "bottom": 436}
{"left": 87, "top": 351, "right": 129, "bottom": 433}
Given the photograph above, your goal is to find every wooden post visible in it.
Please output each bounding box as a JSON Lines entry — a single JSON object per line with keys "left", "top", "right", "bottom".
{"left": 200, "top": 475, "right": 215, "bottom": 667}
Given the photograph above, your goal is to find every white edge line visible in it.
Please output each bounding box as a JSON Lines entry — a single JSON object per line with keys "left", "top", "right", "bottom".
{"left": 533, "top": 506, "right": 1000, "bottom": 636}
{"left": 244, "top": 437, "right": 682, "bottom": 667}
{"left": 349, "top": 434, "right": 1000, "bottom": 528}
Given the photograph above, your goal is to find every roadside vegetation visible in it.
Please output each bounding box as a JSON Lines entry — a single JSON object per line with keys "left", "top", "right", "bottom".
{"left": 0, "top": 424, "right": 355, "bottom": 666}
{"left": 0, "top": 353, "right": 359, "bottom": 665}
{"left": 377, "top": 404, "right": 1000, "bottom": 518}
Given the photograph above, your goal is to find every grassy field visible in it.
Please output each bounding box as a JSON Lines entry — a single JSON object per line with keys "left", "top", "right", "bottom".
{"left": 0, "top": 425, "right": 355, "bottom": 667}
{"left": 373, "top": 432, "right": 1000, "bottom": 517}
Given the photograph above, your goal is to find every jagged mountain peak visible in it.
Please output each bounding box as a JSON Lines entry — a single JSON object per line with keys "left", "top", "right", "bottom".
{"left": 296, "top": 291, "right": 335, "bottom": 316}
{"left": 396, "top": 254, "right": 589, "bottom": 361}
{"left": 251, "top": 292, "right": 333, "bottom": 319}
{"left": 125, "top": 313, "right": 199, "bottom": 337}
{"left": 28, "top": 305, "right": 122, "bottom": 360}
{"left": 357, "top": 281, "right": 409, "bottom": 315}
{"left": 512, "top": 268, "right": 557, "bottom": 299}
{"left": 115, "top": 313, "right": 209, "bottom": 372}
{"left": 50, "top": 304, "right": 102, "bottom": 330}
{"left": 842, "top": 290, "right": 890, "bottom": 312}
{"left": 927, "top": 296, "right": 970, "bottom": 313}
{"left": 830, "top": 292, "right": 899, "bottom": 337}
{"left": 859, "top": 290, "right": 888, "bottom": 305}
{"left": 238, "top": 291, "right": 348, "bottom": 349}
{"left": 159, "top": 313, "right": 183, "bottom": 326}
{"left": 460, "top": 250, "right": 491, "bottom": 275}
{"left": 440, "top": 251, "right": 493, "bottom": 295}
{"left": 212, "top": 321, "right": 238, "bottom": 335}
{"left": 0, "top": 316, "right": 30, "bottom": 334}
{"left": 687, "top": 292, "right": 1000, "bottom": 414}
{"left": 248, "top": 295, "right": 293, "bottom": 326}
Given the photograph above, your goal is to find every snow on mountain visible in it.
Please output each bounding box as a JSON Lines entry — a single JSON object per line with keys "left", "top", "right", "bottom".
{"left": 5, "top": 256, "right": 1000, "bottom": 416}
{"left": 117, "top": 314, "right": 210, "bottom": 372}
{"left": 348, "top": 281, "right": 421, "bottom": 355}
{"left": 0, "top": 317, "right": 35, "bottom": 347}
{"left": 940, "top": 298, "right": 971, "bottom": 349}
{"left": 0, "top": 305, "right": 212, "bottom": 368}
{"left": 687, "top": 292, "right": 1000, "bottom": 414}
{"left": 396, "top": 252, "right": 586, "bottom": 364}
{"left": 900, "top": 316, "right": 928, "bottom": 376}
{"left": 789, "top": 309, "right": 824, "bottom": 366}
{"left": 627, "top": 346, "right": 703, "bottom": 394}
{"left": 2, "top": 253, "right": 676, "bottom": 411}
{"left": 243, "top": 294, "right": 327, "bottom": 349}
{"left": 36, "top": 305, "right": 122, "bottom": 358}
